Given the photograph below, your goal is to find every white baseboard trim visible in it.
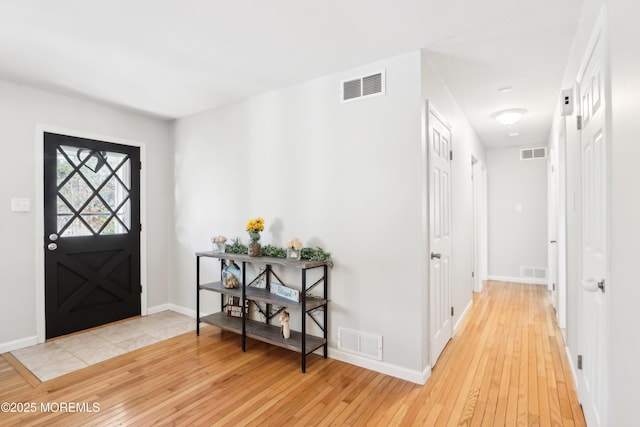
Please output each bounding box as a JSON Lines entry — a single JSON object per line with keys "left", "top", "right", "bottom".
{"left": 487, "top": 275, "right": 547, "bottom": 285}
{"left": 147, "top": 303, "right": 196, "bottom": 318}
{"left": 328, "top": 347, "right": 430, "bottom": 385}
{"left": 169, "top": 304, "right": 196, "bottom": 318}
{"left": 565, "top": 345, "right": 579, "bottom": 392}
{"left": 1, "top": 336, "right": 38, "bottom": 354}
{"left": 147, "top": 303, "right": 171, "bottom": 315}
{"left": 154, "top": 305, "right": 434, "bottom": 386}
{"left": 454, "top": 299, "right": 473, "bottom": 335}
{"left": 421, "top": 365, "right": 432, "bottom": 385}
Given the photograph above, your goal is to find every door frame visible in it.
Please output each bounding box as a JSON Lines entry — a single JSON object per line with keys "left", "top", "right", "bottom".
{"left": 575, "top": 7, "right": 610, "bottom": 425}
{"left": 471, "top": 157, "right": 487, "bottom": 293}
{"left": 556, "top": 118, "right": 568, "bottom": 330}
{"left": 548, "top": 146, "right": 559, "bottom": 308}
{"left": 425, "top": 102, "right": 453, "bottom": 367}
{"left": 34, "top": 124, "right": 148, "bottom": 343}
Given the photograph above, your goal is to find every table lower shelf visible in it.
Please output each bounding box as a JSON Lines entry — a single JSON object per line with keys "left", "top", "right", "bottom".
{"left": 200, "top": 312, "right": 326, "bottom": 355}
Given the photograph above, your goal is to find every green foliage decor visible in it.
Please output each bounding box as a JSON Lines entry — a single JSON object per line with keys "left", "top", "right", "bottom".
{"left": 223, "top": 238, "right": 333, "bottom": 267}
{"left": 225, "top": 238, "right": 247, "bottom": 255}
{"left": 261, "top": 244, "right": 286, "bottom": 258}
{"left": 301, "top": 247, "right": 333, "bottom": 268}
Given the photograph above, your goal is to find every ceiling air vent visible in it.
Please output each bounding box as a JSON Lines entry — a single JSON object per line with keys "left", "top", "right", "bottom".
{"left": 341, "top": 70, "right": 385, "bottom": 103}
{"left": 520, "top": 147, "right": 547, "bottom": 160}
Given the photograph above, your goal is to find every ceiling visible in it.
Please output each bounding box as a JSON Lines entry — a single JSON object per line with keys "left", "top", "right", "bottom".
{"left": 0, "top": 0, "right": 582, "bottom": 148}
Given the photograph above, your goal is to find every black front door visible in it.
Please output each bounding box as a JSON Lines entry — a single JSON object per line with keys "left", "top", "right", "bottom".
{"left": 44, "top": 132, "right": 141, "bottom": 339}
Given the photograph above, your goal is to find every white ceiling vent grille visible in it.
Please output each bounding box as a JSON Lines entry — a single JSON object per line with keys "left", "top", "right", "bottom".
{"left": 341, "top": 71, "right": 385, "bottom": 103}
{"left": 338, "top": 327, "right": 383, "bottom": 361}
{"left": 520, "top": 147, "right": 547, "bottom": 160}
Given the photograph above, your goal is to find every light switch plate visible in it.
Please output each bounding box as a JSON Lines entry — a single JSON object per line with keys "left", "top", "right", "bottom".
{"left": 11, "top": 197, "right": 30, "bottom": 212}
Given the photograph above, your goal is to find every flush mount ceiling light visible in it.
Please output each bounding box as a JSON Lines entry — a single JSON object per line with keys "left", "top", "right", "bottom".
{"left": 493, "top": 109, "right": 526, "bottom": 125}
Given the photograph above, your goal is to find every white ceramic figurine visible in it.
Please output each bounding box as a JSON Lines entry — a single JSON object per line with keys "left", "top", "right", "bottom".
{"left": 280, "top": 311, "right": 290, "bottom": 339}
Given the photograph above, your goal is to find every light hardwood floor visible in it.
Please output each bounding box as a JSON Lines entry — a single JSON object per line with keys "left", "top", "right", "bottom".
{"left": 0, "top": 281, "right": 585, "bottom": 426}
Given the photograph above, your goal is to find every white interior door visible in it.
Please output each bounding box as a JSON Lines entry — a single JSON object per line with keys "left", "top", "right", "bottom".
{"left": 557, "top": 118, "right": 568, "bottom": 330}
{"left": 548, "top": 148, "right": 559, "bottom": 310}
{"left": 577, "top": 23, "right": 608, "bottom": 427}
{"left": 428, "top": 106, "right": 452, "bottom": 366}
{"left": 472, "top": 159, "right": 484, "bottom": 293}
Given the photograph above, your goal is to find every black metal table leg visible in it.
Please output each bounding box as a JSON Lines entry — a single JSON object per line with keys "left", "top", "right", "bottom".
{"left": 242, "top": 261, "right": 247, "bottom": 352}
{"left": 301, "top": 268, "right": 307, "bottom": 373}
{"left": 196, "top": 255, "right": 200, "bottom": 336}
{"left": 323, "top": 264, "right": 328, "bottom": 358}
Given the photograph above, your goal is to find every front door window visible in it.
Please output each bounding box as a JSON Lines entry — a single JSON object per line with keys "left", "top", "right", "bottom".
{"left": 55, "top": 145, "right": 132, "bottom": 237}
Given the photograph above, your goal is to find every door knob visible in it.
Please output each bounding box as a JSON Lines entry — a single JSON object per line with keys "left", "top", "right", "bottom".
{"left": 49, "top": 233, "right": 58, "bottom": 241}
{"left": 581, "top": 278, "right": 598, "bottom": 292}
{"left": 581, "top": 278, "right": 605, "bottom": 293}
{"left": 550, "top": 240, "right": 557, "bottom": 244}
{"left": 431, "top": 252, "right": 442, "bottom": 260}
{"left": 47, "top": 243, "right": 57, "bottom": 251}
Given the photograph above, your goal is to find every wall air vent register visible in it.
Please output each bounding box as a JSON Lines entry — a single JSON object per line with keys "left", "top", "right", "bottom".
{"left": 337, "top": 327, "right": 383, "bottom": 361}
{"left": 520, "top": 147, "right": 547, "bottom": 160}
{"left": 341, "top": 71, "right": 385, "bottom": 103}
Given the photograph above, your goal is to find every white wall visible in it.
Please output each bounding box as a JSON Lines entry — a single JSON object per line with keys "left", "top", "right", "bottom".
{"left": 171, "top": 51, "right": 427, "bottom": 381}
{"left": 486, "top": 147, "right": 547, "bottom": 281}
{"left": 0, "top": 79, "right": 172, "bottom": 351}
{"left": 420, "top": 55, "right": 487, "bottom": 368}
{"left": 606, "top": 0, "right": 640, "bottom": 423}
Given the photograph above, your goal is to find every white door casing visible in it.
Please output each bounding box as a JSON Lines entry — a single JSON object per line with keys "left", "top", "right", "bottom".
{"left": 428, "top": 105, "right": 452, "bottom": 367}
{"left": 472, "top": 159, "right": 484, "bottom": 293}
{"left": 557, "top": 118, "right": 568, "bottom": 330}
{"left": 549, "top": 147, "right": 559, "bottom": 310}
{"left": 577, "top": 14, "right": 608, "bottom": 427}
{"left": 471, "top": 158, "right": 476, "bottom": 294}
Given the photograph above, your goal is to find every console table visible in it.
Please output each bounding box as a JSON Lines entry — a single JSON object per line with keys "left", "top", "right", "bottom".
{"left": 196, "top": 251, "right": 328, "bottom": 372}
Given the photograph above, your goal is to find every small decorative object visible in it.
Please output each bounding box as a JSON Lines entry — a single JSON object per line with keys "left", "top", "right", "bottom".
{"left": 226, "top": 296, "right": 247, "bottom": 317}
{"left": 246, "top": 217, "right": 265, "bottom": 257}
{"left": 270, "top": 283, "right": 300, "bottom": 302}
{"left": 222, "top": 260, "right": 241, "bottom": 289}
{"left": 280, "top": 311, "right": 290, "bottom": 339}
{"left": 284, "top": 237, "right": 303, "bottom": 260}
{"left": 211, "top": 235, "right": 227, "bottom": 253}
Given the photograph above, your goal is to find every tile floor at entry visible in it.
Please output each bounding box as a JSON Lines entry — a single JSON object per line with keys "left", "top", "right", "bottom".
{"left": 11, "top": 311, "right": 193, "bottom": 382}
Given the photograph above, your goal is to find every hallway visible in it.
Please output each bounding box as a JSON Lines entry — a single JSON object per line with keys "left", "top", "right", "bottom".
{"left": 0, "top": 280, "right": 585, "bottom": 425}
{"left": 424, "top": 281, "right": 585, "bottom": 425}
